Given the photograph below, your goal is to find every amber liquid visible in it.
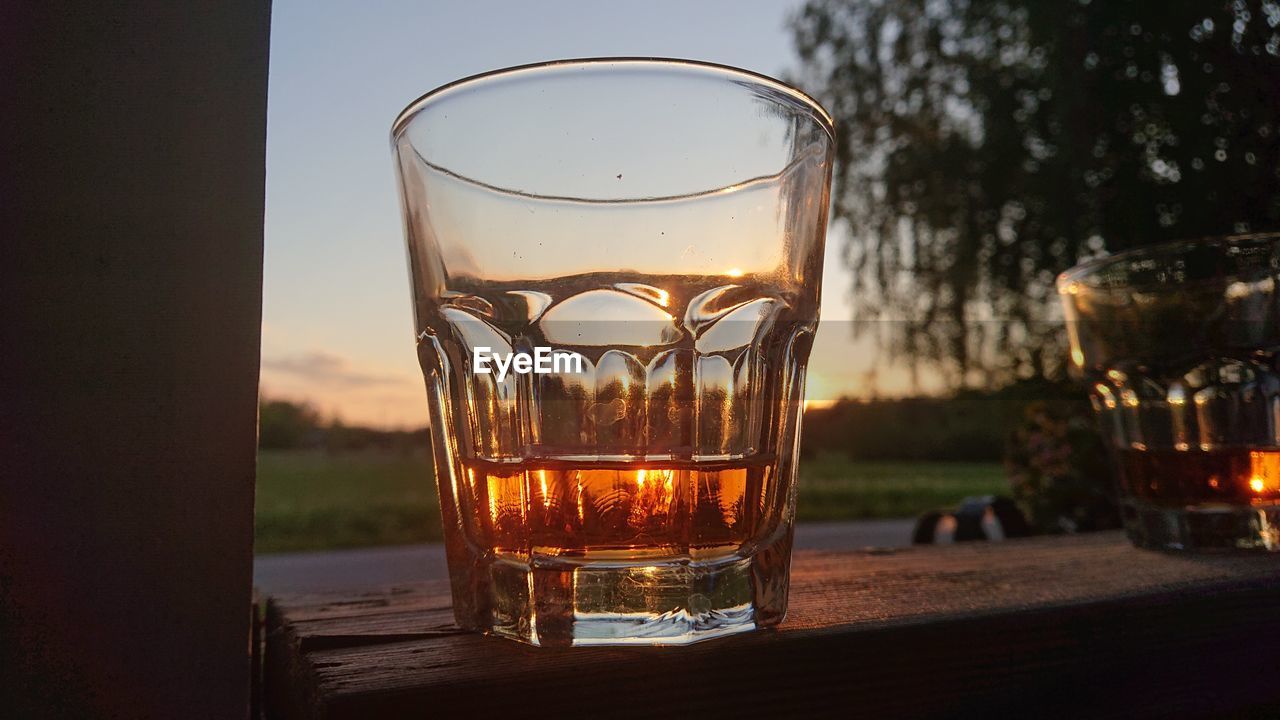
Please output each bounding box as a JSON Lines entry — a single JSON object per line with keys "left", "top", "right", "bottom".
{"left": 1119, "top": 448, "right": 1280, "bottom": 505}
{"left": 459, "top": 454, "right": 781, "bottom": 559}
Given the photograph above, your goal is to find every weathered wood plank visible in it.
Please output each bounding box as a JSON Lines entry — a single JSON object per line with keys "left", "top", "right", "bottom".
{"left": 265, "top": 533, "right": 1280, "bottom": 719}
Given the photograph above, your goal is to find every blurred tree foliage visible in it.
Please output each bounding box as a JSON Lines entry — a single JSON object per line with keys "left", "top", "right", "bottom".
{"left": 791, "top": 0, "right": 1280, "bottom": 385}
{"left": 259, "top": 399, "right": 322, "bottom": 450}
{"left": 258, "top": 398, "right": 431, "bottom": 453}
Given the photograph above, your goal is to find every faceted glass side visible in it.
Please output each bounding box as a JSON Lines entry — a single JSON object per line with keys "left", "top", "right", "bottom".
{"left": 418, "top": 275, "right": 813, "bottom": 645}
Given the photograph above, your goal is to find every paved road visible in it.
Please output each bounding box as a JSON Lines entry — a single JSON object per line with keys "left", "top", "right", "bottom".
{"left": 254, "top": 519, "right": 915, "bottom": 594}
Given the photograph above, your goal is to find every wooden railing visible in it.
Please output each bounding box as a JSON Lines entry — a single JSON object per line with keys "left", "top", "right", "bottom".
{"left": 262, "top": 532, "right": 1280, "bottom": 718}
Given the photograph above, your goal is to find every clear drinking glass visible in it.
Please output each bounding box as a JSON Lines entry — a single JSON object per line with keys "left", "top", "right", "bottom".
{"left": 1059, "top": 234, "right": 1280, "bottom": 551}
{"left": 392, "top": 59, "right": 834, "bottom": 645}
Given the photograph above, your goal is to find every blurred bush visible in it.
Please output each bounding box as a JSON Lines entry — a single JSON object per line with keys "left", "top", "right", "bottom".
{"left": 258, "top": 398, "right": 430, "bottom": 454}
{"left": 1005, "top": 399, "right": 1120, "bottom": 533}
{"left": 803, "top": 380, "right": 1121, "bottom": 533}
{"left": 802, "top": 379, "right": 1083, "bottom": 462}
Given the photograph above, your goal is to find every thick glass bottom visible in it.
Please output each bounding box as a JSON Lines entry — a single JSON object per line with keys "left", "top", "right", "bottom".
{"left": 447, "top": 527, "right": 794, "bottom": 647}
{"left": 1122, "top": 500, "right": 1280, "bottom": 551}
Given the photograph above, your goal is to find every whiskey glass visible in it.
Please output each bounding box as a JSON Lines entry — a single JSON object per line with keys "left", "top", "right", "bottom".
{"left": 1059, "top": 234, "right": 1280, "bottom": 551}
{"left": 392, "top": 59, "right": 834, "bottom": 644}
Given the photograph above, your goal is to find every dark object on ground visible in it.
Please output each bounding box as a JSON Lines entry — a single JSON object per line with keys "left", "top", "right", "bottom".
{"left": 913, "top": 495, "right": 1032, "bottom": 544}
{"left": 263, "top": 533, "right": 1280, "bottom": 718}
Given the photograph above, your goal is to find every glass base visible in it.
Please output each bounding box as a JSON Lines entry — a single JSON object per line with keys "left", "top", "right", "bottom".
{"left": 1122, "top": 501, "right": 1280, "bottom": 551}
{"left": 448, "top": 528, "right": 793, "bottom": 647}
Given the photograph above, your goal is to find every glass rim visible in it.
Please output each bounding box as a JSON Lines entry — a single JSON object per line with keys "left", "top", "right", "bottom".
{"left": 1056, "top": 232, "right": 1280, "bottom": 293}
{"left": 390, "top": 56, "right": 835, "bottom": 144}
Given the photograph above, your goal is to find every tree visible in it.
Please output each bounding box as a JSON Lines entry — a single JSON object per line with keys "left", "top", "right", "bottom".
{"left": 791, "top": 0, "right": 1280, "bottom": 386}
{"left": 258, "top": 398, "right": 321, "bottom": 449}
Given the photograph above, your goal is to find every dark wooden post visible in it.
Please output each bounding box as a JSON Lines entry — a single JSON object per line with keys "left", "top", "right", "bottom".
{"left": 1, "top": 2, "right": 271, "bottom": 717}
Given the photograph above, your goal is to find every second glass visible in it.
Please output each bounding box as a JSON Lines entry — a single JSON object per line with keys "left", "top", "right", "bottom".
{"left": 393, "top": 59, "right": 834, "bottom": 645}
{"left": 1059, "top": 234, "right": 1280, "bottom": 551}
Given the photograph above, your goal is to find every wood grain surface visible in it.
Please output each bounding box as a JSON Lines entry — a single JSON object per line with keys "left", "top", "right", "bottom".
{"left": 264, "top": 532, "right": 1280, "bottom": 719}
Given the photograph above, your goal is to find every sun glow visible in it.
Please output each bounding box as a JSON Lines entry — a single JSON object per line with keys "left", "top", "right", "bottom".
{"left": 538, "top": 469, "right": 551, "bottom": 510}
{"left": 1249, "top": 451, "right": 1280, "bottom": 495}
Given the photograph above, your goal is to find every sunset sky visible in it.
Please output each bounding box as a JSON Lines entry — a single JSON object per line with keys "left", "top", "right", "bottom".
{"left": 263, "top": 0, "right": 939, "bottom": 427}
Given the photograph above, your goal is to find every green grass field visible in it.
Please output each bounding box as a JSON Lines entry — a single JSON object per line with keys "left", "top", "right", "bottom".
{"left": 255, "top": 450, "right": 1007, "bottom": 553}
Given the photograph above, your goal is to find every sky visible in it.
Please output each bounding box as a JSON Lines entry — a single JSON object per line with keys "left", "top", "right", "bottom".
{"left": 263, "top": 0, "right": 938, "bottom": 427}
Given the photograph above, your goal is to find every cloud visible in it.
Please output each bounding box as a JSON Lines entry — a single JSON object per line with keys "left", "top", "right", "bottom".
{"left": 261, "top": 351, "right": 407, "bottom": 387}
